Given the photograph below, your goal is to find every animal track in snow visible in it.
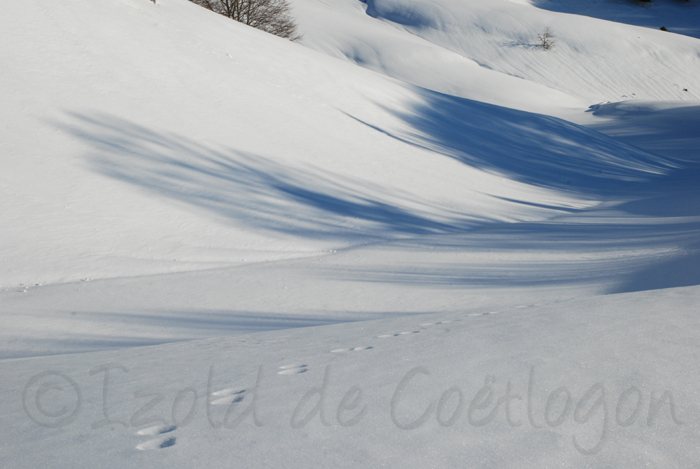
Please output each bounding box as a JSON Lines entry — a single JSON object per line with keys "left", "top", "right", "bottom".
{"left": 212, "top": 388, "right": 246, "bottom": 398}
{"left": 278, "top": 368, "right": 307, "bottom": 375}
{"left": 136, "top": 424, "right": 177, "bottom": 436}
{"left": 419, "top": 321, "right": 450, "bottom": 326}
{"left": 277, "top": 364, "right": 308, "bottom": 375}
{"left": 378, "top": 331, "right": 420, "bottom": 338}
{"left": 279, "top": 364, "right": 306, "bottom": 370}
{"left": 331, "top": 346, "right": 373, "bottom": 353}
{"left": 212, "top": 394, "right": 246, "bottom": 405}
{"left": 211, "top": 388, "right": 247, "bottom": 405}
{"left": 136, "top": 436, "right": 176, "bottom": 451}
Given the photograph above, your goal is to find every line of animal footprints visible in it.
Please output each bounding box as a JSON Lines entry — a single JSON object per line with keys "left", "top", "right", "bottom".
{"left": 418, "top": 320, "right": 451, "bottom": 326}
{"left": 378, "top": 320, "right": 453, "bottom": 338}
{"left": 135, "top": 423, "right": 177, "bottom": 451}
{"left": 274, "top": 316, "right": 488, "bottom": 375}
{"left": 134, "top": 386, "right": 254, "bottom": 449}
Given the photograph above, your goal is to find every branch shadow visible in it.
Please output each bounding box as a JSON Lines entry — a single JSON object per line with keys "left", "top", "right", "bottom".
{"left": 57, "top": 112, "right": 492, "bottom": 242}
{"left": 497, "top": 40, "right": 541, "bottom": 50}
{"left": 350, "top": 87, "right": 680, "bottom": 197}
{"left": 586, "top": 101, "right": 700, "bottom": 163}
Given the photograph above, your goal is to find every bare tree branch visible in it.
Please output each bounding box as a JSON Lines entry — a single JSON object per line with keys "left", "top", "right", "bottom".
{"left": 190, "top": 0, "right": 301, "bottom": 41}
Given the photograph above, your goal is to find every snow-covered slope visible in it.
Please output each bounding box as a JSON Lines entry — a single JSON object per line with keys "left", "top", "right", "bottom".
{"left": 295, "top": 0, "right": 700, "bottom": 103}
{"left": 1, "top": 0, "right": 699, "bottom": 466}
{"left": 0, "top": 0, "right": 594, "bottom": 289}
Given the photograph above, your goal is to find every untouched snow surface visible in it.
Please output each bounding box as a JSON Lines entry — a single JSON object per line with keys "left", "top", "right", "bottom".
{"left": 1, "top": 0, "right": 699, "bottom": 466}
{"left": 295, "top": 0, "right": 700, "bottom": 104}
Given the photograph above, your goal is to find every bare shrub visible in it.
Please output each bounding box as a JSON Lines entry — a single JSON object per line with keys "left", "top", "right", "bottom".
{"left": 537, "top": 27, "right": 556, "bottom": 51}
{"left": 190, "top": 0, "right": 301, "bottom": 41}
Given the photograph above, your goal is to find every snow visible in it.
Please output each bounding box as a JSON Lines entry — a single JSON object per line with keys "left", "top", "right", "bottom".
{"left": 1, "top": 0, "right": 699, "bottom": 466}
{"left": 296, "top": 0, "right": 700, "bottom": 103}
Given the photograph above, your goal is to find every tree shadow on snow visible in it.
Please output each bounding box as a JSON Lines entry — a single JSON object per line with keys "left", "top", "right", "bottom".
{"left": 350, "top": 88, "right": 681, "bottom": 198}
{"left": 59, "top": 93, "right": 700, "bottom": 295}
{"left": 318, "top": 216, "right": 700, "bottom": 294}
{"left": 586, "top": 101, "right": 700, "bottom": 163}
{"left": 342, "top": 88, "right": 700, "bottom": 293}
{"left": 57, "top": 112, "right": 492, "bottom": 243}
